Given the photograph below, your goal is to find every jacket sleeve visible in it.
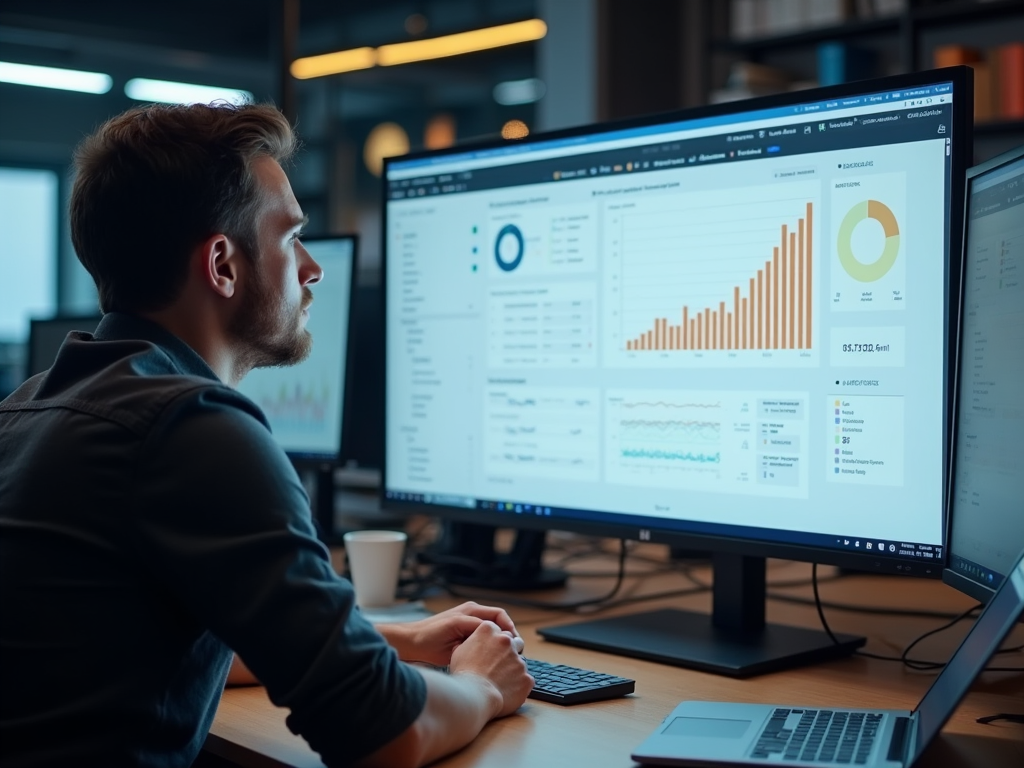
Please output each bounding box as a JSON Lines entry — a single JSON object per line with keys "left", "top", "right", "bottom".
{"left": 130, "top": 385, "right": 426, "bottom": 767}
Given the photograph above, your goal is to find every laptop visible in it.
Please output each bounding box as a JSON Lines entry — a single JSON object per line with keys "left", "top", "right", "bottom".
{"left": 632, "top": 545, "right": 1024, "bottom": 767}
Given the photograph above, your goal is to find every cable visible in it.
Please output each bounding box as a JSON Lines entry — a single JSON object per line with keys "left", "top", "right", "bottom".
{"left": 810, "top": 563, "right": 1024, "bottom": 672}
{"left": 442, "top": 538, "right": 632, "bottom": 612}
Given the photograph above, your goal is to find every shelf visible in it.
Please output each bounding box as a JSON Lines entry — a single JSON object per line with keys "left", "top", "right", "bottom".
{"left": 912, "top": 0, "right": 1024, "bottom": 28}
{"left": 974, "top": 119, "right": 1024, "bottom": 135}
{"left": 714, "top": 17, "right": 901, "bottom": 53}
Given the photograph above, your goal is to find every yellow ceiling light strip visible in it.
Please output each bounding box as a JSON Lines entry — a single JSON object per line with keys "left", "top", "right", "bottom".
{"left": 290, "top": 47, "right": 376, "bottom": 79}
{"left": 377, "top": 19, "right": 547, "bottom": 66}
{"left": 290, "top": 19, "right": 547, "bottom": 79}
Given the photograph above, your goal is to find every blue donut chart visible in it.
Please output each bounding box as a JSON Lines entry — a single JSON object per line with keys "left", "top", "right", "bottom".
{"left": 495, "top": 224, "right": 525, "bottom": 272}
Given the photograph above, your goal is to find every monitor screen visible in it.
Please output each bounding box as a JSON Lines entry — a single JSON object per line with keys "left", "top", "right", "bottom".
{"left": 237, "top": 235, "right": 356, "bottom": 462}
{"left": 382, "top": 69, "right": 970, "bottom": 675}
{"left": 26, "top": 315, "right": 102, "bottom": 378}
{"left": 945, "top": 146, "right": 1024, "bottom": 602}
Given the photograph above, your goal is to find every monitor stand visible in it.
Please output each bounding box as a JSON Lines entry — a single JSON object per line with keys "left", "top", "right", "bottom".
{"left": 538, "top": 553, "right": 865, "bottom": 678}
{"left": 425, "top": 521, "right": 568, "bottom": 591}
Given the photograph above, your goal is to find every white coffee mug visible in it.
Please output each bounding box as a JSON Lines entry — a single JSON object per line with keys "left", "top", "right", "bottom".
{"left": 342, "top": 530, "right": 407, "bottom": 608}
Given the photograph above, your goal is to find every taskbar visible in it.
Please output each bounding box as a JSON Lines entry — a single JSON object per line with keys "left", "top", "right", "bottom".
{"left": 383, "top": 489, "right": 942, "bottom": 566}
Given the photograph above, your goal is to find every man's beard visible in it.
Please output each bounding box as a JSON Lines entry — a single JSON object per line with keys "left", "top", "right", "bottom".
{"left": 230, "top": 265, "right": 313, "bottom": 373}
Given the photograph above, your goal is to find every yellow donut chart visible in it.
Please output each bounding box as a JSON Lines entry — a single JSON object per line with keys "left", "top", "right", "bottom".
{"left": 837, "top": 200, "right": 901, "bottom": 282}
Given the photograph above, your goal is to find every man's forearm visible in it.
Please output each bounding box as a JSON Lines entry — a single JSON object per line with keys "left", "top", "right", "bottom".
{"left": 354, "top": 667, "right": 501, "bottom": 768}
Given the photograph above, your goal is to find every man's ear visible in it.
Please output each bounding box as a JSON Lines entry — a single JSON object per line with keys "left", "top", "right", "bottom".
{"left": 197, "top": 233, "right": 240, "bottom": 299}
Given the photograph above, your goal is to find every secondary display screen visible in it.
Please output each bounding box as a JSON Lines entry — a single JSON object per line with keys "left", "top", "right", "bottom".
{"left": 384, "top": 80, "right": 956, "bottom": 562}
{"left": 948, "top": 154, "right": 1024, "bottom": 591}
{"left": 238, "top": 236, "right": 354, "bottom": 461}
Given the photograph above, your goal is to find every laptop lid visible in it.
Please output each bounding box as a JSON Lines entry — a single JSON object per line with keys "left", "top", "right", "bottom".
{"left": 909, "top": 547, "right": 1024, "bottom": 763}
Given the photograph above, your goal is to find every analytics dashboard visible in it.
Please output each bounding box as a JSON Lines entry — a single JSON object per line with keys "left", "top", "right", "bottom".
{"left": 384, "top": 81, "right": 956, "bottom": 557}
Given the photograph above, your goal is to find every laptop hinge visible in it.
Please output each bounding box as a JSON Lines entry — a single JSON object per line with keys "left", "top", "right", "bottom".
{"left": 886, "top": 716, "right": 911, "bottom": 763}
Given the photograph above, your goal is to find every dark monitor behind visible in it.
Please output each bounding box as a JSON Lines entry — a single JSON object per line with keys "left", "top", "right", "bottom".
{"left": 26, "top": 314, "right": 102, "bottom": 378}
{"left": 237, "top": 234, "right": 357, "bottom": 536}
{"left": 944, "top": 145, "right": 1024, "bottom": 604}
{"left": 382, "top": 68, "right": 971, "bottom": 676}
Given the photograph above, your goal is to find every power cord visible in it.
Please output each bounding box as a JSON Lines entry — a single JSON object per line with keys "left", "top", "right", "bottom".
{"left": 810, "top": 563, "right": 1024, "bottom": 673}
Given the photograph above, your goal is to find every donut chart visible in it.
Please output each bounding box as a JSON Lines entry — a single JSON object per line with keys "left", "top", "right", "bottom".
{"left": 836, "top": 200, "right": 900, "bottom": 282}
{"left": 495, "top": 223, "right": 525, "bottom": 272}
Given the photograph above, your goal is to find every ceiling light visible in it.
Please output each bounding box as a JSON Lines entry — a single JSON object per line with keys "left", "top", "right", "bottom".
{"left": 364, "top": 122, "right": 410, "bottom": 177}
{"left": 494, "top": 77, "right": 546, "bottom": 106}
{"left": 290, "top": 47, "right": 376, "bottom": 80}
{"left": 0, "top": 61, "right": 112, "bottom": 94}
{"left": 125, "top": 78, "right": 252, "bottom": 105}
{"left": 376, "top": 19, "right": 547, "bottom": 67}
{"left": 501, "top": 119, "right": 530, "bottom": 140}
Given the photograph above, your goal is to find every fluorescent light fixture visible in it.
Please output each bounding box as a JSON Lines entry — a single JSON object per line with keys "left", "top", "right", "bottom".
{"left": 125, "top": 78, "right": 252, "bottom": 105}
{"left": 0, "top": 61, "right": 112, "bottom": 94}
{"left": 291, "top": 19, "right": 548, "bottom": 79}
{"left": 377, "top": 19, "right": 547, "bottom": 66}
{"left": 494, "top": 77, "right": 546, "bottom": 105}
{"left": 291, "top": 47, "right": 376, "bottom": 79}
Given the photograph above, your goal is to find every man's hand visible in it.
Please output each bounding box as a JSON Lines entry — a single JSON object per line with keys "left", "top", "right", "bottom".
{"left": 448, "top": 620, "right": 534, "bottom": 718}
{"left": 378, "top": 601, "right": 523, "bottom": 667}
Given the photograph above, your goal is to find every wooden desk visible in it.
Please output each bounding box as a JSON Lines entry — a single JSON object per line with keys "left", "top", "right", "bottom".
{"left": 204, "top": 557, "right": 1024, "bottom": 768}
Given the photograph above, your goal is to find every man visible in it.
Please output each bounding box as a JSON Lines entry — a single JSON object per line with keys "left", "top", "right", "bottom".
{"left": 0, "top": 102, "right": 534, "bottom": 767}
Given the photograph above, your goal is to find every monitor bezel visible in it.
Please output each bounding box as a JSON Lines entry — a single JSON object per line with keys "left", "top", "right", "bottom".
{"left": 277, "top": 233, "right": 360, "bottom": 466}
{"left": 942, "top": 143, "right": 1024, "bottom": 602}
{"left": 381, "top": 67, "right": 973, "bottom": 579}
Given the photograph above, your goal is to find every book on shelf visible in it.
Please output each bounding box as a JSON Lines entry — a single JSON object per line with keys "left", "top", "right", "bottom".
{"left": 729, "top": 0, "right": 906, "bottom": 41}
{"left": 934, "top": 42, "right": 1024, "bottom": 123}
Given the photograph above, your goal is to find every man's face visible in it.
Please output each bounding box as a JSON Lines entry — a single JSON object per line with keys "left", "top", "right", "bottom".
{"left": 229, "top": 156, "right": 322, "bottom": 372}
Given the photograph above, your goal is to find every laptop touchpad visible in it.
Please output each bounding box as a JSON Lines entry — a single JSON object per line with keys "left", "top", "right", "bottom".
{"left": 664, "top": 717, "right": 752, "bottom": 739}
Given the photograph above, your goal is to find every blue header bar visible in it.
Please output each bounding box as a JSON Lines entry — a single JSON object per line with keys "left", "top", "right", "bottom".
{"left": 388, "top": 82, "right": 954, "bottom": 174}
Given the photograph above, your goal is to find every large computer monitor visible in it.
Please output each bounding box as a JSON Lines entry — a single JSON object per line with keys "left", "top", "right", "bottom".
{"left": 944, "top": 145, "right": 1024, "bottom": 604}
{"left": 382, "top": 68, "right": 972, "bottom": 676}
{"left": 238, "top": 234, "right": 358, "bottom": 533}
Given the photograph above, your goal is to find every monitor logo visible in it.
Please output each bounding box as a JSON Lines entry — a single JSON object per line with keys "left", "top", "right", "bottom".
{"left": 639, "top": 529, "right": 651, "bottom": 541}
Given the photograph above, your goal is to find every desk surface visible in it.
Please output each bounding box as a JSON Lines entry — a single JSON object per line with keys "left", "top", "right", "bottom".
{"left": 206, "top": 553, "right": 1024, "bottom": 768}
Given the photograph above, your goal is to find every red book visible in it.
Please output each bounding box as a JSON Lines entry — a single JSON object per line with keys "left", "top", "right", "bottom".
{"left": 999, "top": 43, "right": 1024, "bottom": 119}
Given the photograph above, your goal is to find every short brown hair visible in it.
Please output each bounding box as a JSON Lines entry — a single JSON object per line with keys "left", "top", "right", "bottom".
{"left": 70, "top": 102, "right": 296, "bottom": 313}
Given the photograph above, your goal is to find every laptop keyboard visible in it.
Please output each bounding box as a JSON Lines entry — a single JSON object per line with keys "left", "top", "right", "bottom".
{"left": 524, "top": 657, "right": 635, "bottom": 705}
{"left": 751, "top": 708, "right": 883, "bottom": 764}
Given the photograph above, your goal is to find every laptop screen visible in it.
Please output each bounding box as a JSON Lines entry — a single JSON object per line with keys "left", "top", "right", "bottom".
{"left": 911, "top": 549, "right": 1024, "bottom": 760}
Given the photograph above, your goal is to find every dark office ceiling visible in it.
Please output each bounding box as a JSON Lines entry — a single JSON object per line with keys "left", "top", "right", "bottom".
{"left": 0, "top": 1, "right": 536, "bottom": 62}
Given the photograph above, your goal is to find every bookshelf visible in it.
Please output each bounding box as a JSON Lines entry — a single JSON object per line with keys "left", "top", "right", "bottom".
{"left": 711, "top": 0, "right": 1024, "bottom": 162}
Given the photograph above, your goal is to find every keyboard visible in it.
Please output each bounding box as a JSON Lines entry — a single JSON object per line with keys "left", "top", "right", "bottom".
{"left": 524, "top": 657, "right": 635, "bottom": 705}
{"left": 751, "top": 708, "right": 885, "bottom": 764}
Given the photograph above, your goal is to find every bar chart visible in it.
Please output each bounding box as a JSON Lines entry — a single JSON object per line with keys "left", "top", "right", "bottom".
{"left": 625, "top": 201, "right": 814, "bottom": 352}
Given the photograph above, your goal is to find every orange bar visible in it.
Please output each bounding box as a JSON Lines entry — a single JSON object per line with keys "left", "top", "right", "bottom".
{"left": 757, "top": 269, "right": 763, "bottom": 350}
{"left": 733, "top": 286, "right": 740, "bottom": 351}
{"left": 781, "top": 224, "right": 788, "bottom": 349}
{"left": 704, "top": 308, "right": 710, "bottom": 349}
{"left": 718, "top": 301, "right": 725, "bottom": 351}
{"left": 655, "top": 318, "right": 661, "bottom": 350}
{"left": 711, "top": 310, "right": 717, "bottom": 350}
{"left": 696, "top": 315, "right": 702, "bottom": 350}
{"left": 646, "top": 330, "right": 652, "bottom": 350}
{"left": 772, "top": 245, "right": 780, "bottom": 349}
{"left": 807, "top": 202, "right": 813, "bottom": 349}
{"left": 798, "top": 217, "right": 805, "bottom": 349}
{"left": 741, "top": 298, "right": 748, "bottom": 349}
{"left": 627, "top": 340, "right": 632, "bottom": 350}
{"left": 682, "top": 307, "right": 689, "bottom": 350}
{"left": 749, "top": 277, "right": 756, "bottom": 352}
{"left": 789, "top": 231, "right": 796, "bottom": 350}
{"left": 661, "top": 318, "right": 668, "bottom": 350}
{"left": 690, "top": 318, "right": 696, "bottom": 350}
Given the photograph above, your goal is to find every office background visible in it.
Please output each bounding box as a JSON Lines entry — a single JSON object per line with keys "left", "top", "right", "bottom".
{"left": 1, "top": 0, "right": 1023, "bottom": 404}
